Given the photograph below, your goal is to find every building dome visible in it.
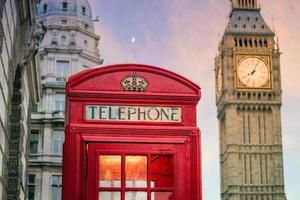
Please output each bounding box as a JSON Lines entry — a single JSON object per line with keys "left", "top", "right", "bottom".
{"left": 37, "top": 0, "right": 93, "bottom": 25}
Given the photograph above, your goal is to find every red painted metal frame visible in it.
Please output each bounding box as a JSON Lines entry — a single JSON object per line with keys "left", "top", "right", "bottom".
{"left": 62, "top": 64, "right": 202, "bottom": 200}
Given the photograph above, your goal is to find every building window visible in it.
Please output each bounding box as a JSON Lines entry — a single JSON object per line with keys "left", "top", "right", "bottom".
{"left": 62, "top": 2, "right": 68, "bottom": 12}
{"left": 61, "top": 35, "right": 66, "bottom": 42}
{"left": 52, "top": 131, "right": 64, "bottom": 155}
{"left": 43, "top": 4, "right": 48, "bottom": 14}
{"left": 51, "top": 175, "right": 62, "bottom": 200}
{"left": 29, "top": 130, "right": 39, "bottom": 154}
{"left": 56, "top": 60, "right": 69, "bottom": 81}
{"left": 55, "top": 93, "right": 65, "bottom": 112}
{"left": 84, "top": 40, "right": 88, "bottom": 47}
{"left": 81, "top": 6, "right": 86, "bottom": 15}
{"left": 28, "top": 174, "right": 36, "bottom": 200}
{"left": 61, "top": 19, "right": 67, "bottom": 25}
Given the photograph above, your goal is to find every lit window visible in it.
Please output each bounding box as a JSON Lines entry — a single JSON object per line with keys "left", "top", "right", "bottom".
{"left": 51, "top": 175, "right": 62, "bottom": 200}
{"left": 55, "top": 93, "right": 65, "bottom": 112}
{"left": 56, "top": 60, "right": 69, "bottom": 80}
{"left": 28, "top": 174, "right": 36, "bottom": 200}
{"left": 82, "top": 6, "right": 86, "bottom": 15}
{"left": 62, "top": 2, "right": 68, "bottom": 12}
{"left": 29, "top": 130, "right": 39, "bottom": 154}
{"left": 52, "top": 131, "right": 64, "bottom": 155}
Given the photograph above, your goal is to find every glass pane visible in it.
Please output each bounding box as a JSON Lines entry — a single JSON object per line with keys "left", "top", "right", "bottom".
{"left": 151, "top": 192, "right": 174, "bottom": 200}
{"left": 99, "top": 155, "right": 121, "bottom": 187}
{"left": 125, "top": 191, "right": 147, "bottom": 200}
{"left": 150, "top": 155, "right": 174, "bottom": 188}
{"left": 125, "top": 156, "right": 147, "bottom": 188}
{"left": 99, "top": 192, "right": 120, "bottom": 200}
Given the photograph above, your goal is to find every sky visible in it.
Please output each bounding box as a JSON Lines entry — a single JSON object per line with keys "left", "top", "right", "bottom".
{"left": 88, "top": 0, "right": 300, "bottom": 199}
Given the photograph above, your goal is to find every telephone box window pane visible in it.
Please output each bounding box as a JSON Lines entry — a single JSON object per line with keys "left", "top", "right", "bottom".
{"left": 150, "top": 155, "right": 174, "bottom": 188}
{"left": 99, "top": 192, "right": 120, "bottom": 200}
{"left": 125, "top": 156, "right": 147, "bottom": 188}
{"left": 151, "top": 192, "right": 174, "bottom": 200}
{"left": 125, "top": 191, "right": 147, "bottom": 200}
{"left": 99, "top": 155, "right": 121, "bottom": 188}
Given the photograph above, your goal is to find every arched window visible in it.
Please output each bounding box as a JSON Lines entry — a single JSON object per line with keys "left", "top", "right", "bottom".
{"left": 249, "top": 39, "right": 253, "bottom": 47}
{"left": 254, "top": 39, "right": 258, "bottom": 47}
{"left": 43, "top": 4, "right": 48, "bottom": 14}
{"left": 239, "top": 39, "right": 243, "bottom": 47}
{"left": 259, "top": 39, "right": 263, "bottom": 47}
{"left": 244, "top": 39, "right": 248, "bottom": 47}
{"left": 61, "top": 35, "right": 66, "bottom": 42}
{"left": 82, "top": 6, "right": 86, "bottom": 16}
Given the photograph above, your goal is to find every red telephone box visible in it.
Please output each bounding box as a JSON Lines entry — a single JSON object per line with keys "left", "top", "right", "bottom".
{"left": 62, "top": 64, "right": 202, "bottom": 200}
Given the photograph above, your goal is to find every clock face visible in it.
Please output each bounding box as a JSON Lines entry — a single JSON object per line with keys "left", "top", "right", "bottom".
{"left": 216, "top": 67, "right": 222, "bottom": 96}
{"left": 237, "top": 57, "right": 269, "bottom": 88}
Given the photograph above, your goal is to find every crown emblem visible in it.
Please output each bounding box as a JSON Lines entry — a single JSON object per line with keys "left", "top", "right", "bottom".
{"left": 121, "top": 74, "right": 148, "bottom": 92}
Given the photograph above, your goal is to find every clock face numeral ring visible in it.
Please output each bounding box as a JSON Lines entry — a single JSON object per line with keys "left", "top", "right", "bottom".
{"left": 237, "top": 57, "right": 269, "bottom": 88}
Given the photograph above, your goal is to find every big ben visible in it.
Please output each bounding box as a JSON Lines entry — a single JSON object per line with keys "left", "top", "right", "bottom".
{"left": 215, "top": 1, "right": 287, "bottom": 200}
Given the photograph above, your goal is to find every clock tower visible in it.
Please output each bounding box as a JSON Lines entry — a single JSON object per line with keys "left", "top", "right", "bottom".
{"left": 215, "top": 1, "right": 287, "bottom": 200}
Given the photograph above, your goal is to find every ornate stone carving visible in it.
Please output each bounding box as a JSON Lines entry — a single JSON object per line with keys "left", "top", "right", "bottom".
{"left": 22, "top": 20, "right": 46, "bottom": 65}
{"left": 121, "top": 74, "right": 148, "bottom": 92}
{"left": 7, "top": 157, "right": 19, "bottom": 176}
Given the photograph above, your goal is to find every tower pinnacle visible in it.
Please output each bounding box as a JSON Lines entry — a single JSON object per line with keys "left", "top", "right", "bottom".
{"left": 231, "top": 0, "right": 259, "bottom": 10}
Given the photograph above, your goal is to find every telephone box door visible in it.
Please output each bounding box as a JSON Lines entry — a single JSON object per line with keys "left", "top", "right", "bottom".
{"left": 86, "top": 140, "right": 191, "bottom": 200}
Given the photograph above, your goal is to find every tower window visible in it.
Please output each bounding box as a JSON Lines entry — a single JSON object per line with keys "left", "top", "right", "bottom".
{"left": 249, "top": 39, "right": 253, "bottom": 47}
{"left": 243, "top": 24, "right": 246, "bottom": 28}
{"left": 254, "top": 39, "right": 257, "bottom": 47}
{"left": 82, "top": 6, "right": 86, "bottom": 16}
{"left": 62, "top": 2, "right": 68, "bottom": 12}
{"left": 256, "top": 17, "right": 259, "bottom": 22}
{"left": 43, "top": 4, "right": 48, "bottom": 14}
{"left": 244, "top": 39, "right": 248, "bottom": 47}
{"left": 253, "top": 24, "right": 256, "bottom": 29}
{"left": 264, "top": 40, "right": 268, "bottom": 47}
{"left": 238, "top": 16, "right": 241, "bottom": 21}
{"left": 239, "top": 39, "right": 243, "bottom": 47}
{"left": 261, "top": 25, "right": 265, "bottom": 29}
{"left": 234, "top": 24, "right": 238, "bottom": 28}
{"left": 247, "top": 17, "right": 250, "bottom": 21}
{"left": 84, "top": 40, "right": 88, "bottom": 47}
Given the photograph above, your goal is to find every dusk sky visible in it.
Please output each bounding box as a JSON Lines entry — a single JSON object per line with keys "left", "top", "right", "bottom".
{"left": 88, "top": 0, "right": 300, "bottom": 199}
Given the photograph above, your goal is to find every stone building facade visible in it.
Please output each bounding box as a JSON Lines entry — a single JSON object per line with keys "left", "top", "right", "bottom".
{"left": 28, "top": 0, "right": 102, "bottom": 199}
{"left": 0, "top": 0, "right": 45, "bottom": 199}
{"left": 215, "top": 0, "right": 287, "bottom": 200}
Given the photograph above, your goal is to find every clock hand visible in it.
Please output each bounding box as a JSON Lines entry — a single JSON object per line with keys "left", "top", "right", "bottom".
{"left": 248, "top": 60, "right": 260, "bottom": 75}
